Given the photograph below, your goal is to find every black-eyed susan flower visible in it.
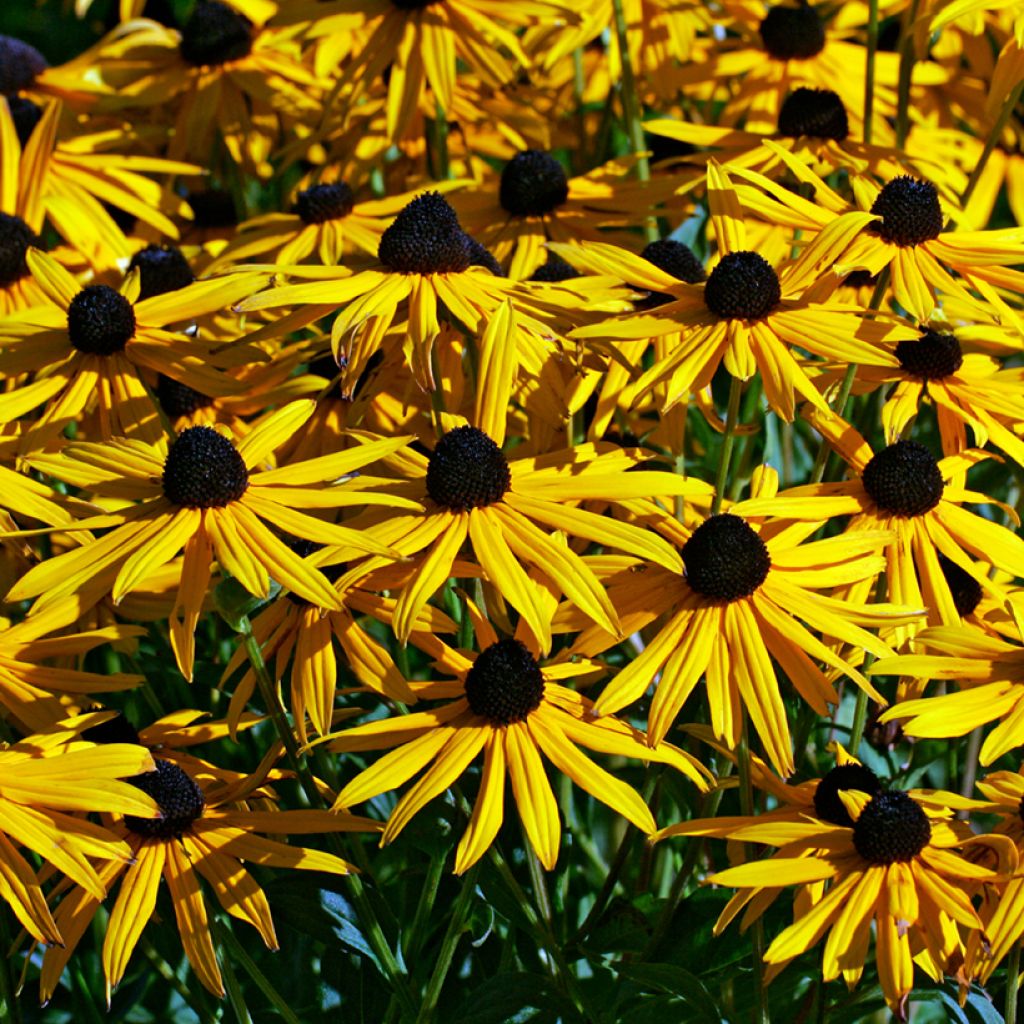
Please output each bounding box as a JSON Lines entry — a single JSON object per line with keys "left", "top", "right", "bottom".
{"left": 6, "top": 401, "right": 417, "bottom": 678}
{"left": 236, "top": 191, "right": 554, "bottom": 391}
{"left": 709, "top": 785, "right": 993, "bottom": 1017}
{"left": 326, "top": 610, "right": 710, "bottom": 873}
{"left": 0, "top": 249, "right": 264, "bottom": 449}
{"left": 38, "top": 753, "right": 379, "bottom": 1001}
{"left": 736, "top": 409, "right": 1024, "bottom": 638}
{"left": 0, "top": 722, "right": 158, "bottom": 947}
{"left": 559, "top": 466, "right": 918, "bottom": 775}
{"left": 569, "top": 163, "right": 915, "bottom": 421}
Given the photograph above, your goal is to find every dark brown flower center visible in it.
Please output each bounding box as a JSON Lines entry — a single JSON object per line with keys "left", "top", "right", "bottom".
{"left": 499, "top": 150, "right": 570, "bottom": 218}
{"left": 464, "top": 638, "right": 545, "bottom": 724}
{"left": 703, "top": 251, "right": 781, "bottom": 320}
{"left": 759, "top": 3, "right": 826, "bottom": 61}
{"left": 125, "top": 759, "right": 206, "bottom": 838}
{"left": 636, "top": 238, "right": 706, "bottom": 309}
{"left": 813, "top": 763, "right": 882, "bottom": 827}
{"left": 129, "top": 245, "right": 195, "bottom": 301}
{"left": 682, "top": 514, "right": 771, "bottom": 602}
{"left": 425, "top": 426, "right": 511, "bottom": 511}
{"left": 179, "top": 0, "right": 253, "bottom": 67}
{"left": 852, "top": 790, "right": 931, "bottom": 864}
{"left": 938, "top": 555, "right": 982, "bottom": 617}
{"left": 0, "top": 212, "right": 39, "bottom": 288}
{"left": 861, "top": 440, "right": 943, "bottom": 517}
{"left": 378, "top": 192, "right": 471, "bottom": 274}
{"left": 161, "top": 425, "right": 249, "bottom": 508}
{"left": 294, "top": 182, "right": 355, "bottom": 224}
{"left": 0, "top": 35, "right": 48, "bottom": 97}
{"left": 895, "top": 329, "right": 962, "bottom": 380}
{"left": 67, "top": 285, "right": 136, "bottom": 355}
{"left": 156, "top": 375, "right": 214, "bottom": 419}
{"left": 777, "top": 87, "right": 849, "bottom": 141}
{"left": 870, "top": 177, "right": 944, "bottom": 247}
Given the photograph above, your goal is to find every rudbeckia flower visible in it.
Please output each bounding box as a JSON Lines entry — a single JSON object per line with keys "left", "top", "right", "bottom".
{"left": 709, "top": 785, "right": 993, "bottom": 1017}
{"left": 236, "top": 191, "right": 558, "bottom": 390}
{"left": 326, "top": 608, "right": 710, "bottom": 872}
{"left": 569, "top": 162, "right": 914, "bottom": 421}
{"left": 6, "top": 401, "right": 417, "bottom": 678}
{"left": 0, "top": 249, "right": 264, "bottom": 449}
{"left": 743, "top": 150, "right": 1024, "bottom": 326}
{"left": 559, "top": 466, "right": 917, "bottom": 775}
{"left": 38, "top": 752, "right": 380, "bottom": 1000}
{"left": 737, "top": 408, "right": 1024, "bottom": 638}
{"left": 0, "top": 722, "right": 159, "bottom": 947}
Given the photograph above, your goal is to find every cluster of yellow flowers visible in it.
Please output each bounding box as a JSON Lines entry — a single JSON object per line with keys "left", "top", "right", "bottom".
{"left": 0, "top": 0, "right": 1023, "bottom": 1017}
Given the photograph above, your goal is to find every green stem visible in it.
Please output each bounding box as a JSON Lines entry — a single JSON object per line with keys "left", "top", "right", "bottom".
{"left": 141, "top": 937, "right": 218, "bottom": 1021}
{"left": 405, "top": 850, "right": 447, "bottom": 964}
{"left": 610, "top": 0, "right": 658, "bottom": 242}
{"left": 847, "top": 687, "right": 871, "bottom": 760}
{"left": 961, "top": 80, "right": 1024, "bottom": 210}
{"left": 220, "top": 944, "right": 254, "bottom": 1024}
{"left": 429, "top": 102, "right": 450, "bottom": 182}
{"left": 572, "top": 48, "right": 588, "bottom": 172}
{"left": 712, "top": 376, "right": 745, "bottom": 515}
{"left": 959, "top": 726, "right": 984, "bottom": 802}
{"left": 525, "top": 842, "right": 553, "bottom": 925}
{"left": 1008, "top": 941, "right": 1021, "bottom": 1024}
{"left": 415, "top": 862, "right": 481, "bottom": 1023}
{"left": 863, "top": 0, "right": 880, "bottom": 145}
{"left": 737, "top": 723, "right": 769, "bottom": 1024}
{"left": 214, "top": 919, "right": 300, "bottom": 1024}
{"left": 894, "top": 0, "right": 921, "bottom": 148}
{"left": 235, "top": 615, "right": 418, "bottom": 1019}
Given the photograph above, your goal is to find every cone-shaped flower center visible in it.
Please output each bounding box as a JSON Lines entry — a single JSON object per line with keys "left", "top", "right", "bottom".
{"left": 759, "top": 3, "right": 826, "bottom": 61}
{"left": 465, "top": 638, "right": 545, "bottom": 724}
{"left": 636, "top": 238, "right": 706, "bottom": 309}
{"left": 162, "top": 425, "right": 249, "bottom": 508}
{"left": 499, "top": 150, "right": 570, "bottom": 218}
{"left": 187, "top": 189, "right": 239, "bottom": 229}
{"left": 703, "top": 251, "right": 781, "bottom": 321}
{"left": 157, "top": 375, "right": 214, "bottom": 419}
{"left": 466, "top": 235, "right": 504, "bottom": 276}
{"left": 530, "top": 253, "right": 581, "bottom": 282}
{"left": 179, "top": 0, "right": 253, "bottom": 67}
{"left": 861, "top": 439, "right": 943, "bottom": 517}
{"left": 67, "top": 285, "right": 137, "bottom": 355}
{"left": 425, "top": 426, "right": 511, "bottom": 511}
{"left": 378, "top": 191, "right": 471, "bottom": 274}
{"left": 777, "top": 87, "right": 849, "bottom": 141}
{"left": 8, "top": 95, "right": 41, "bottom": 147}
{"left": 682, "top": 514, "right": 771, "bottom": 602}
{"left": 939, "top": 555, "right": 982, "bottom": 617}
{"left": 813, "top": 763, "right": 882, "bottom": 827}
{"left": 125, "top": 759, "right": 206, "bottom": 838}
{"left": 852, "top": 790, "right": 931, "bottom": 863}
{"left": 129, "top": 244, "right": 195, "bottom": 301}
{"left": 81, "top": 713, "right": 142, "bottom": 746}
{"left": 870, "top": 176, "right": 943, "bottom": 246}
{"left": 895, "top": 329, "right": 962, "bottom": 380}
{"left": 0, "top": 35, "right": 48, "bottom": 96}
{"left": 390, "top": 0, "right": 441, "bottom": 9}
{"left": 294, "top": 182, "right": 355, "bottom": 224}
{"left": 0, "top": 212, "right": 39, "bottom": 288}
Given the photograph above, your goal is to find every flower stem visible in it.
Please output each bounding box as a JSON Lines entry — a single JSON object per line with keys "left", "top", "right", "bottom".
{"left": 610, "top": 0, "right": 658, "bottom": 242}
{"left": 894, "top": 0, "right": 921, "bottom": 148}
{"left": 961, "top": 79, "right": 1024, "bottom": 211}
{"left": 863, "top": 0, "right": 880, "bottom": 145}
{"left": 1008, "top": 941, "right": 1021, "bottom": 1024}
{"left": 415, "top": 861, "right": 481, "bottom": 1023}
{"left": 215, "top": 918, "right": 301, "bottom": 1024}
{"left": 712, "top": 375, "right": 745, "bottom": 515}
{"left": 737, "top": 720, "right": 770, "bottom": 1024}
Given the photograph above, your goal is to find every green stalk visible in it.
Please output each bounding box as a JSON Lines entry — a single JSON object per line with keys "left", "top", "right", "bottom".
{"left": 863, "top": 0, "right": 880, "bottom": 145}
{"left": 610, "top": 0, "right": 658, "bottom": 242}
{"left": 712, "top": 376, "right": 745, "bottom": 515}
{"left": 961, "top": 79, "right": 1024, "bottom": 210}
{"left": 737, "top": 722, "right": 769, "bottom": 1024}
{"left": 215, "top": 919, "right": 301, "bottom": 1024}
{"left": 1008, "top": 941, "right": 1021, "bottom": 1024}
{"left": 959, "top": 726, "right": 984, "bottom": 801}
{"left": 894, "top": 0, "right": 922, "bottom": 148}
{"left": 141, "top": 937, "right": 218, "bottom": 1021}
{"left": 405, "top": 849, "right": 447, "bottom": 963}
{"left": 429, "top": 102, "right": 451, "bottom": 182}
{"left": 234, "top": 614, "right": 419, "bottom": 1019}
{"left": 525, "top": 841, "right": 554, "bottom": 924}
{"left": 220, "top": 945, "right": 254, "bottom": 1024}
{"left": 415, "top": 862, "right": 482, "bottom": 1023}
